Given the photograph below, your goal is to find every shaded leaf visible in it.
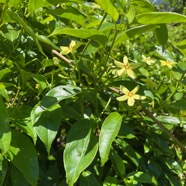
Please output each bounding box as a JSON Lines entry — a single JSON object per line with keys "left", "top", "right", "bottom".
{"left": 0, "top": 96, "right": 11, "bottom": 155}
{"left": 79, "top": 171, "right": 100, "bottom": 186}
{"left": 7, "top": 131, "right": 39, "bottom": 186}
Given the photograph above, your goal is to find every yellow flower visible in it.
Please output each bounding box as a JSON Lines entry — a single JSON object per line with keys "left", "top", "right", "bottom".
{"left": 60, "top": 40, "right": 76, "bottom": 55}
{"left": 160, "top": 60, "right": 176, "bottom": 68}
{"left": 116, "top": 85, "right": 146, "bottom": 106}
{"left": 142, "top": 55, "right": 155, "bottom": 65}
{"left": 114, "top": 56, "right": 136, "bottom": 79}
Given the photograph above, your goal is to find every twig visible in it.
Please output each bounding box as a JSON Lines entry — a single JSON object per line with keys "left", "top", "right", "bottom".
{"left": 109, "top": 86, "right": 186, "bottom": 156}
{"left": 52, "top": 50, "right": 72, "bottom": 64}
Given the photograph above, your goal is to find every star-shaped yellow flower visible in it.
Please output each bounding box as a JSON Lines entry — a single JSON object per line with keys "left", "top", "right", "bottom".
{"left": 142, "top": 55, "right": 155, "bottom": 65}
{"left": 116, "top": 85, "right": 146, "bottom": 106}
{"left": 114, "top": 56, "right": 136, "bottom": 79}
{"left": 60, "top": 40, "right": 76, "bottom": 55}
{"left": 160, "top": 60, "right": 176, "bottom": 68}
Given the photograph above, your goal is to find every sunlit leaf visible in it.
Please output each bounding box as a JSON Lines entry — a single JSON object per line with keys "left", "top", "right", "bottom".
{"left": 94, "top": 0, "right": 119, "bottom": 22}
{"left": 64, "top": 119, "right": 98, "bottom": 186}
{"left": 99, "top": 112, "right": 122, "bottom": 166}
{"left": 136, "top": 12, "right": 186, "bottom": 24}
{"left": 49, "top": 28, "right": 107, "bottom": 45}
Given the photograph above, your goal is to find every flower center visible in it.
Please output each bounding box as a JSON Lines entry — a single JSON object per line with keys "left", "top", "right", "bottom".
{"left": 128, "top": 91, "right": 134, "bottom": 97}
{"left": 124, "top": 64, "right": 131, "bottom": 69}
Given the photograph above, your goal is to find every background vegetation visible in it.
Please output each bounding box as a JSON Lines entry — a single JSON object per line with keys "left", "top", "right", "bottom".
{"left": 0, "top": 0, "right": 186, "bottom": 185}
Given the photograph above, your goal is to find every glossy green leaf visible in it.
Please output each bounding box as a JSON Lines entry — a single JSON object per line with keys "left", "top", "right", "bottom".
{"left": 79, "top": 171, "right": 100, "bottom": 186}
{"left": 64, "top": 119, "right": 98, "bottom": 186}
{"left": 32, "top": 88, "right": 68, "bottom": 153}
{"left": 156, "top": 116, "right": 180, "bottom": 125}
{"left": 95, "top": 0, "right": 119, "bottom": 22}
{"left": 99, "top": 112, "right": 122, "bottom": 166}
{"left": 136, "top": 12, "right": 186, "bottom": 24}
{"left": 0, "top": 96, "right": 11, "bottom": 155}
{"left": 49, "top": 28, "right": 107, "bottom": 45}
{"left": 34, "top": 104, "right": 62, "bottom": 154}
{"left": 31, "top": 85, "right": 81, "bottom": 124}
{"left": 7, "top": 131, "right": 39, "bottom": 186}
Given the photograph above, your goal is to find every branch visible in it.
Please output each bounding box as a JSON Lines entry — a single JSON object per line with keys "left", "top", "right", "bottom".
{"left": 52, "top": 50, "right": 72, "bottom": 64}
{"left": 109, "top": 87, "right": 186, "bottom": 156}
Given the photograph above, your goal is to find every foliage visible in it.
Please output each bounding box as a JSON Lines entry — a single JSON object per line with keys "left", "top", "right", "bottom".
{"left": 0, "top": 0, "right": 186, "bottom": 185}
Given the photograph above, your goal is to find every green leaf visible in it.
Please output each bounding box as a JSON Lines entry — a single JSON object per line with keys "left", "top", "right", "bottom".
{"left": 154, "top": 24, "right": 168, "bottom": 46}
{"left": 156, "top": 116, "right": 180, "bottom": 125}
{"left": 49, "top": 28, "right": 107, "bottom": 46}
{"left": 0, "top": 96, "right": 11, "bottom": 155}
{"left": 79, "top": 171, "right": 100, "bottom": 186}
{"left": 169, "top": 100, "right": 186, "bottom": 110}
{"left": 0, "top": 83, "right": 8, "bottom": 100}
{"left": 34, "top": 104, "right": 62, "bottom": 154}
{"left": 10, "top": 165, "right": 29, "bottom": 186}
{"left": 115, "top": 25, "right": 158, "bottom": 46}
{"left": 8, "top": 106, "right": 37, "bottom": 144}
{"left": 94, "top": 0, "right": 119, "bottom": 22}
{"left": 110, "top": 149, "right": 125, "bottom": 177}
{"left": 127, "top": 171, "right": 153, "bottom": 184}
{"left": 136, "top": 12, "right": 186, "bottom": 24}
{"left": 28, "top": 0, "right": 82, "bottom": 13}
{"left": 99, "top": 112, "right": 122, "bottom": 166}
{"left": 64, "top": 119, "right": 98, "bottom": 186}
{"left": 47, "top": 7, "right": 85, "bottom": 26}
{"left": 175, "top": 39, "right": 186, "bottom": 57}
{"left": 130, "top": 0, "right": 155, "bottom": 14}
{"left": 0, "top": 68, "right": 11, "bottom": 80}
{"left": 31, "top": 85, "right": 81, "bottom": 124}
{"left": 0, "top": 156, "right": 8, "bottom": 185}
{"left": 7, "top": 131, "right": 39, "bottom": 186}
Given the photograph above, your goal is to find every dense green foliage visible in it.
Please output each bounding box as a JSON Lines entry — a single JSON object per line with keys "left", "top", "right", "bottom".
{"left": 0, "top": 0, "right": 186, "bottom": 185}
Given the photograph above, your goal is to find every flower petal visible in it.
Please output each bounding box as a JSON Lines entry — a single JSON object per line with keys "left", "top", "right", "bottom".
{"left": 127, "top": 69, "right": 136, "bottom": 79}
{"left": 120, "top": 86, "right": 129, "bottom": 95}
{"left": 70, "top": 40, "right": 76, "bottom": 48}
{"left": 123, "top": 56, "right": 129, "bottom": 65}
{"left": 60, "top": 47, "right": 71, "bottom": 55}
{"left": 131, "top": 86, "right": 139, "bottom": 94}
{"left": 116, "top": 95, "right": 128, "bottom": 101}
{"left": 117, "top": 69, "right": 126, "bottom": 76}
{"left": 114, "top": 60, "right": 124, "bottom": 68}
{"left": 128, "top": 97, "right": 135, "bottom": 106}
